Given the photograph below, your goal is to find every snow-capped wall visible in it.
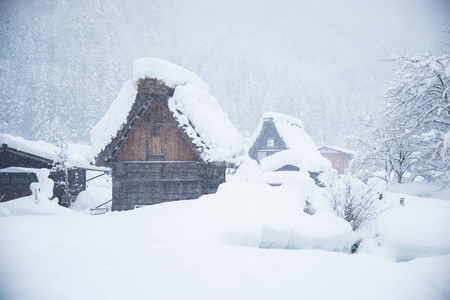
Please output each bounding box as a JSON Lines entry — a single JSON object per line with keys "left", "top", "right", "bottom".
{"left": 89, "top": 58, "right": 245, "bottom": 164}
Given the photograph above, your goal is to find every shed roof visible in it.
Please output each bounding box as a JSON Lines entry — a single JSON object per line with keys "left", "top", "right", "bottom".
{"left": 0, "top": 134, "right": 103, "bottom": 170}
{"left": 318, "top": 145, "right": 355, "bottom": 156}
{"left": 89, "top": 58, "right": 245, "bottom": 165}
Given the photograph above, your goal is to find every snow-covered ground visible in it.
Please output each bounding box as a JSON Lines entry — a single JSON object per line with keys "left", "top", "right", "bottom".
{"left": 0, "top": 178, "right": 449, "bottom": 300}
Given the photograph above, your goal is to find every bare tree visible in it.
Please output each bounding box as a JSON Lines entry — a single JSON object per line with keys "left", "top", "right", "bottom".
{"left": 323, "top": 174, "right": 385, "bottom": 231}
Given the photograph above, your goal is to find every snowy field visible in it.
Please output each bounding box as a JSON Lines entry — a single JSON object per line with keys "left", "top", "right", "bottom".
{"left": 0, "top": 179, "right": 449, "bottom": 300}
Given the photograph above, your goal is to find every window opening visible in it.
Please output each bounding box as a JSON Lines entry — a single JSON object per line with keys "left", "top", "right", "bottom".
{"left": 151, "top": 126, "right": 161, "bottom": 136}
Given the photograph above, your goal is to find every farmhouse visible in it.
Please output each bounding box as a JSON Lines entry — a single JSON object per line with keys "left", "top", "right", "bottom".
{"left": 0, "top": 134, "right": 99, "bottom": 205}
{"left": 89, "top": 58, "right": 244, "bottom": 211}
{"left": 247, "top": 112, "right": 330, "bottom": 185}
{"left": 318, "top": 145, "right": 354, "bottom": 175}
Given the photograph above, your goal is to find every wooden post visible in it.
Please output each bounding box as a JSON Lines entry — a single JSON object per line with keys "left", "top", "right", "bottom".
{"left": 400, "top": 197, "right": 404, "bottom": 206}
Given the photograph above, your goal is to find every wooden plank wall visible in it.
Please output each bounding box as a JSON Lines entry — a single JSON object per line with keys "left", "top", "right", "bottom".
{"left": 0, "top": 173, "right": 36, "bottom": 201}
{"left": 248, "top": 120, "right": 287, "bottom": 162}
{"left": 110, "top": 85, "right": 227, "bottom": 211}
{"left": 115, "top": 99, "right": 197, "bottom": 162}
{"left": 0, "top": 150, "right": 51, "bottom": 169}
{"left": 112, "top": 162, "right": 226, "bottom": 211}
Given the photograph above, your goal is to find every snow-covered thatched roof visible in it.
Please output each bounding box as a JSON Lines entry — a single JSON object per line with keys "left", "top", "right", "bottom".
{"left": 89, "top": 58, "right": 245, "bottom": 165}
{"left": 0, "top": 134, "right": 97, "bottom": 169}
{"left": 248, "top": 112, "right": 331, "bottom": 173}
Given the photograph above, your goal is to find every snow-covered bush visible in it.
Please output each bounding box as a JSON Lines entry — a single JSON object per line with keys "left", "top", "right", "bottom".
{"left": 322, "top": 174, "right": 385, "bottom": 231}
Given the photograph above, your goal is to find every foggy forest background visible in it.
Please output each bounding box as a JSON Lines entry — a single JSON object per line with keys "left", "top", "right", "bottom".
{"left": 1, "top": 0, "right": 449, "bottom": 147}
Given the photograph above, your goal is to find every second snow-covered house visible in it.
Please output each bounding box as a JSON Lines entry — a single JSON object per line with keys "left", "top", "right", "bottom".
{"left": 89, "top": 58, "right": 245, "bottom": 211}
{"left": 247, "top": 112, "right": 330, "bottom": 185}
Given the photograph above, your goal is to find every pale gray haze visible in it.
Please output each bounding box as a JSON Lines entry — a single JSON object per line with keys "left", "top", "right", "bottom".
{"left": 1, "top": 0, "right": 449, "bottom": 146}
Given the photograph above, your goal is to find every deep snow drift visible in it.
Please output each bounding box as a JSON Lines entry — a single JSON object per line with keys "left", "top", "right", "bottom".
{"left": 0, "top": 177, "right": 449, "bottom": 300}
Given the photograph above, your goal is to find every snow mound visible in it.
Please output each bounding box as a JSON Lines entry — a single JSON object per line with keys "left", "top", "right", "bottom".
{"left": 261, "top": 149, "right": 331, "bottom": 174}
{"left": 386, "top": 181, "right": 450, "bottom": 201}
{"left": 359, "top": 193, "right": 450, "bottom": 261}
{"left": 71, "top": 189, "right": 111, "bottom": 212}
{"left": 191, "top": 179, "right": 354, "bottom": 251}
{"left": 0, "top": 195, "right": 76, "bottom": 216}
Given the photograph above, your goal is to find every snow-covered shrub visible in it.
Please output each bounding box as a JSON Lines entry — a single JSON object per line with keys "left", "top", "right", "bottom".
{"left": 323, "top": 174, "right": 385, "bottom": 231}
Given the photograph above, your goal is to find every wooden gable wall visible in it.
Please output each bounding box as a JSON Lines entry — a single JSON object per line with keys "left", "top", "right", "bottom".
{"left": 248, "top": 120, "right": 287, "bottom": 163}
{"left": 115, "top": 99, "right": 197, "bottom": 162}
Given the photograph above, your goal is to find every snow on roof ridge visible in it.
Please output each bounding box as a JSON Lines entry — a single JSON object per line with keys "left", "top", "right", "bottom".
{"left": 133, "top": 58, "right": 208, "bottom": 91}
{"left": 262, "top": 112, "right": 304, "bottom": 128}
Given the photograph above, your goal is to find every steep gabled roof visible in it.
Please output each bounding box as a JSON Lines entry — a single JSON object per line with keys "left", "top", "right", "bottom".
{"left": 248, "top": 112, "right": 331, "bottom": 173}
{"left": 89, "top": 58, "right": 245, "bottom": 165}
{"left": 248, "top": 112, "right": 307, "bottom": 151}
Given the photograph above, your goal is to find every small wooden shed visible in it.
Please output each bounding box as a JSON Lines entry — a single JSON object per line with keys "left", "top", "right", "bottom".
{"left": 0, "top": 134, "right": 90, "bottom": 205}
{"left": 91, "top": 58, "right": 244, "bottom": 211}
